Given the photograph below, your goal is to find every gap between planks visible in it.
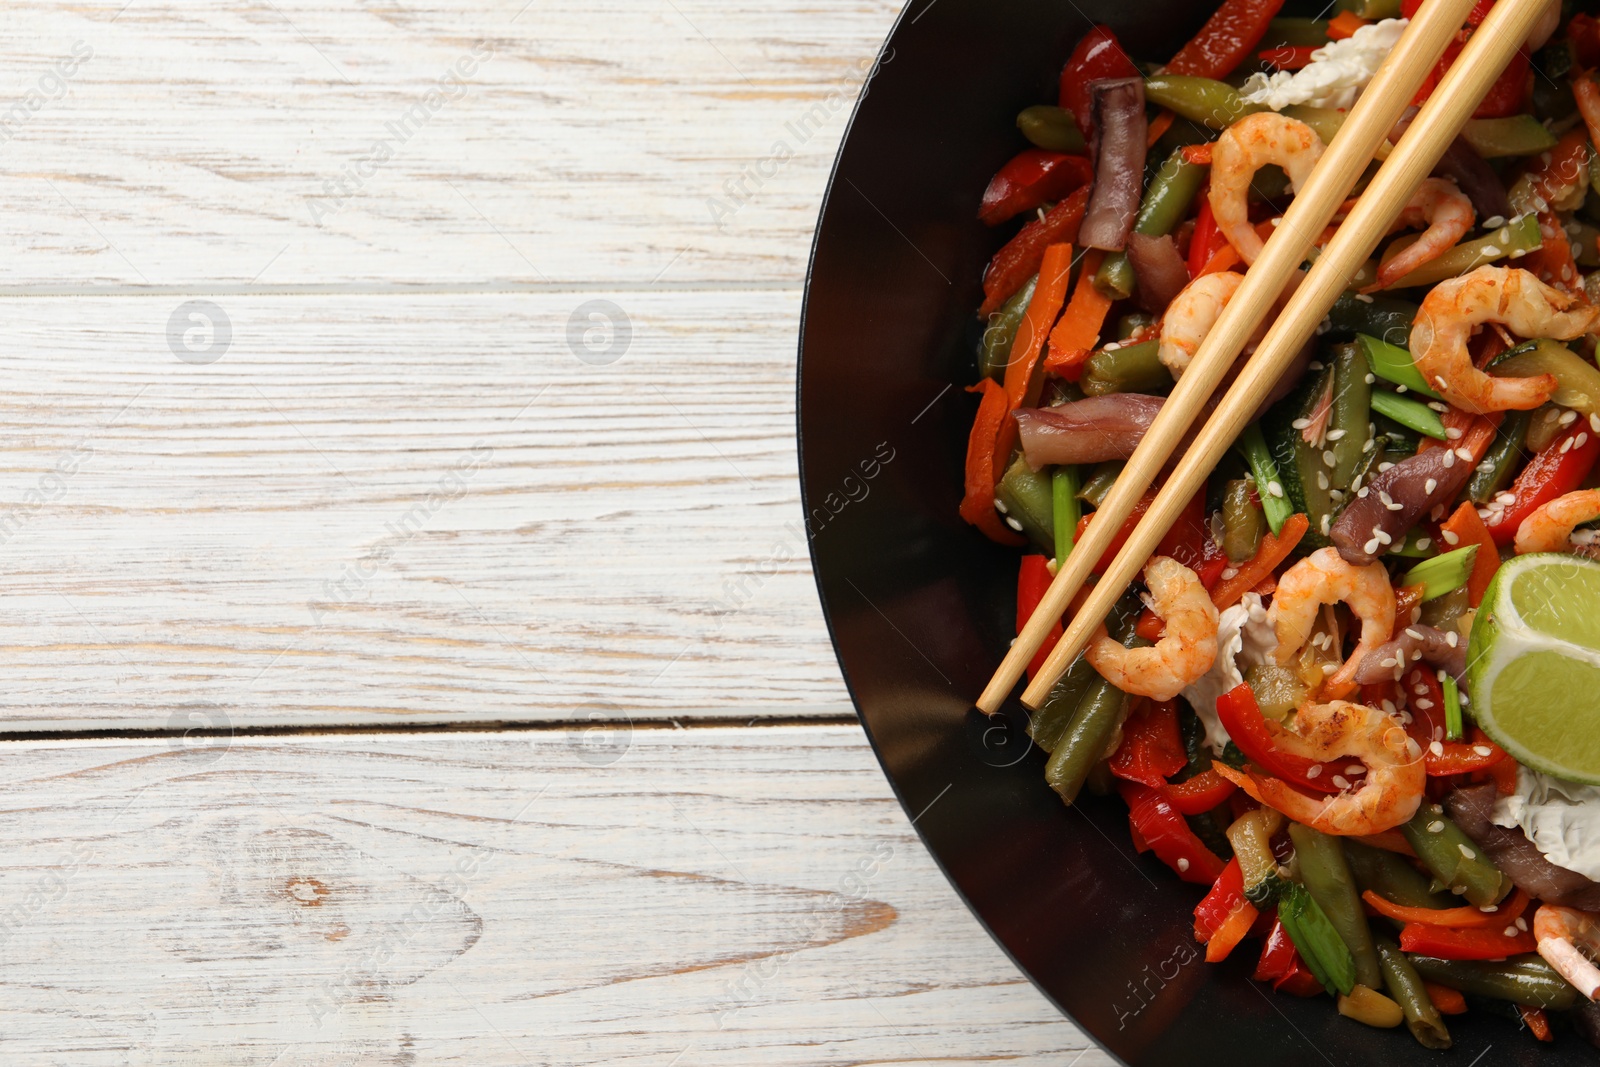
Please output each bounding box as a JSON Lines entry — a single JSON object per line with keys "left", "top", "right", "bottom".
{"left": 0, "top": 282, "right": 808, "bottom": 297}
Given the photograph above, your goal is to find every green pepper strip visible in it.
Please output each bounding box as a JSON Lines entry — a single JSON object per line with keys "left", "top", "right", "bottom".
{"left": 1096, "top": 149, "right": 1207, "bottom": 299}
{"left": 1343, "top": 839, "right": 1457, "bottom": 910}
{"left": 1406, "top": 955, "right": 1578, "bottom": 1011}
{"left": 1016, "top": 106, "right": 1086, "bottom": 153}
{"left": 1400, "top": 804, "right": 1512, "bottom": 908}
{"left": 1081, "top": 340, "right": 1171, "bottom": 396}
{"left": 1492, "top": 338, "right": 1600, "bottom": 418}
{"left": 1356, "top": 332, "right": 1441, "bottom": 399}
{"left": 1330, "top": 292, "right": 1416, "bottom": 349}
{"left": 978, "top": 275, "right": 1037, "bottom": 381}
{"left": 1289, "top": 824, "right": 1382, "bottom": 991}
{"left": 1376, "top": 940, "right": 1451, "bottom": 1050}
{"left": 1466, "top": 409, "right": 1530, "bottom": 504}
{"left": 996, "top": 454, "right": 1055, "bottom": 552}
{"left": 1382, "top": 214, "right": 1543, "bottom": 290}
{"left": 1221, "top": 478, "right": 1265, "bottom": 563}
{"left": 1028, "top": 656, "right": 1097, "bottom": 752}
{"left": 1326, "top": 343, "right": 1372, "bottom": 490}
{"left": 1459, "top": 115, "right": 1558, "bottom": 159}
{"left": 1143, "top": 74, "right": 1264, "bottom": 130}
{"left": 1238, "top": 424, "right": 1294, "bottom": 535}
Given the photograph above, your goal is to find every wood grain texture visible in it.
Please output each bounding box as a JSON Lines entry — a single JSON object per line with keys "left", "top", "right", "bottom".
{"left": 0, "top": 290, "right": 865, "bottom": 729}
{"left": 0, "top": 725, "right": 1100, "bottom": 1065}
{"left": 0, "top": 0, "right": 898, "bottom": 289}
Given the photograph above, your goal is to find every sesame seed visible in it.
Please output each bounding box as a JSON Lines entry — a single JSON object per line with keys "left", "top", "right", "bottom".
{"left": 1321, "top": 513, "right": 1332, "bottom": 536}
{"left": 1405, "top": 628, "right": 1423, "bottom": 640}
{"left": 1483, "top": 215, "right": 1506, "bottom": 229}
{"left": 1428, "top": 820, "right": 1444, "bottom": 833}
{"left": 1347, "top": 765, "right": 1364, "bottom": 776}
{"left": 1330, "top": 488, "right": 1346, "bottom": 502}
{"left": 1516, "top": 917, "right": 1528, "bottom": 931}
{"left": 1418, "top": 538, "right": 1431, "bottom": 550}
{"left": 1364, "top": 538, "right": 1381, "bottom": 555}
{"left": 1590, "top": 413, "right": 1600, "bottom": 434}
{"left": 1397, "top": 384, "right": 1408, "bottom": 393}
{"left": 1459, "top": 844, "right": 1476, "bottom": 860}
{"left": 994, "top": 499, "right": 1008, "bottom": 514}
{"left": 1561, "top": 410, "right": 1579, "bottom": 427}
{"left": 1005, "top": 516, "right": 1024, "bottom": 532}
{"left": 1267, "top": 481, "right": 1284, "bottom": 499}
{"left": 1375, "top": 529, "right": 1393, "bottom": 545}
{"left": 1327, "top": 429, "right": 1346, "bottom": 441}
{"left": 1309, "top": 361, "right": 1324, "bottom": 371}
{"left": 1446, "top": 631, "right": 1459, "bottom": 647}
{"left": 1504, "top": 926, "right": 1518, "bottom": 938}
{"left": 1386, "top": 500, "right": 1404, "bottom": 512}
{"left": 1473, "top": 745, "right": 1492, "bottom": 757}
{"left": 1354, "top": 291, "right": 1374, "bottom": 303}
{"left": 1442, "top": 530, "right": 1459, "bottom": 545}
{"left": 1292, "top": 417, "right": 1310, "bottom": 430}
{"left": 1321, "top": 662, "right": 1337, "bottom": 675}
{"left": 1323, "top": 450, "right": 1337, "bottom": 468}
{"left": 1496, "top": 492, "right": 1515, "bottom": 505}
{"left": 1479, "top": 904, "right": 1498, "bottom": 913}
{"left": 1429, "top": 740, "right": 1444, "bottom": 755}
{"left": 1306, "top": 764, "right": 1322, "bottom": 778}
{"left": 1332, "top": 775, "right": 1351, "bottom": 790}
{"left": 1364, "top": 373, "right": 1376, "bottom": 385}
{"left": 1481, "top": 246, "right": 1502, "bottom": 257}
{"left": 1445, "top": 427, "right": 1463, "bottom": 440}
{"left": 1317, "top": 471, "right": 1329, "bottom": 490}
{"left": 1380, "top": 657, "right": 1397, "bottom": 668}
{"left": 1455, "top": 448, "right": 1471, "bottom": 462}
{"left": 1412, "top": 649, "right": 1423, "bottom": 660}
{"left": 1417, "top": 698, "right": 1434, "bottom": 711}
{"left": 1219, "top": 566, "right": 1239, "bottom": 581}
{"left": 1442, "top": 451, "right": 1455, "bottom": 468}
{"left": 1427, "top": 401, "right": 1448, "bottom": 413}
{"left": 1358, "top": 487, "right": 1371, "bottom": 498}
{"left": 1379, "top": 461, "right": 1396, "bottom": 472}
{"left": 1177, "top": 857, "right": 1190, "bottom": 872}
{"left": 1577, "top": 433, "right": 1590, "bottom": 449}
{"left": 1406, "top": 738, "right": 1422, "bottom": 758}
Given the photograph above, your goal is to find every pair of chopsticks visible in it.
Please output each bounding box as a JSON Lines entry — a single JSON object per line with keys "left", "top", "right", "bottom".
{"left": 979, "top": 0, "right": 1553, "bottom": 715}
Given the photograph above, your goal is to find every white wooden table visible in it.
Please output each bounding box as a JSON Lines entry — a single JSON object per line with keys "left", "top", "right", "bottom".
{"left": 0, "top": 2, "right": 1105, "bottom": 1062}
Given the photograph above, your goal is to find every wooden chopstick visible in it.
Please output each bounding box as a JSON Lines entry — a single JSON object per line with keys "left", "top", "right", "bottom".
{"left": 1017, "top": 0, "right": 1556, "bottom": 710}
{"left": 975, "top": 0, "right": 1477, "bottom": 715}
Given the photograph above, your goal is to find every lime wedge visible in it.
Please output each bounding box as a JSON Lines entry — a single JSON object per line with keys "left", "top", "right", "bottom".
{"left": 1466, "top": 553, "right": 1600, "bottom": 785}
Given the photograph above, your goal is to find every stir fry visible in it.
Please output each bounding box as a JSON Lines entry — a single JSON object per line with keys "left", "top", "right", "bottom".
{"left": 964, "top": 0, "right": 1600, "bottom": 1048}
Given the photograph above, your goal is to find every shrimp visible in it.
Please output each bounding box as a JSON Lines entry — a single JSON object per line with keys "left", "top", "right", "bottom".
{"left": 1534, "top": 905, "right": 1600, "bottom": 1001}
{"left": 1369, "top": 178, "right": 1475, "bottom": 290}
{"left": 1514, "top": 488, "right": 1600, "bottom": 555}
{"left": 1216, "top": 700, "right": 1425, "bottom": 835}
{"left": 1085, "top": 556, "right": 1218, "bottom": 702}
{"left": 1208, "top": 112, "right": 1324, "bottom": 266}
{"left": 1412, "top": 266, "right": 1600, "bottom": 414}
{"left": 1267, "top": 547, "right": 1396, "bottom": 699}
{"left": 1157, "top": 271, "right": 1245, "bottom": 378}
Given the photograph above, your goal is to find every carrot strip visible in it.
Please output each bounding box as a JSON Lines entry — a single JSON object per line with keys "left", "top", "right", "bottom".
{"left": 1210, "top": 513, "right": 1308, "bottom": 610}
{"left": 1046, "top": 249, "right": 1111, "bottom": 372}
{"left": 1181, "top": 142, "right": 1213, "bottom": 166}
{"left": 1205, "top": 900, "right": 1259, "bottom": 963}
{"left": 1326, "top": 10, "right": 1369, "bottom": 39}
{"left": 1146, "top": 109, "right": 1175, "bottom": 148}
{"left": 1390, "top": 583, "right": 1425, "bottom": 640}
{"left": 1440, "top": 501, "right": 1500, "bottom": 607}
{"left": 1196, "top": 244, "right": 1240, "bottom": 276}
{"left": 1423, "top": 981, "right": 1467, "bottom": 1015}
{"left": 993, "top": 242, "right": 1076, "bottom": 462}
{"left": 1520, "top": 1005, "right": 1554, "bottom": 1042}
{"left": 959, "top": 379, "right": 1026, "bottom": 544}
{"left": 1362, "top": 888, "right": 1528, "bottom": 930}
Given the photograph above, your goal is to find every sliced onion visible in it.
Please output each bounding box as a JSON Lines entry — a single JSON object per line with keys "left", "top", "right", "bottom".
{"left": 1079, "top": 77, "right": 1146, "bottom": 252}
{"left": 1446, "top": 784, "right": 1600, "bottom": 911}
{"left": 1331, "top": 446, "right": 1472, "bottom": 566}
{"left": 1127, "top": 233, "right": 1190, "bottom": 314}
{"left": 1013, "top": 394, "right": 1165, "bottom": 468}
{"left": 1353, "top": 624, "right": 1466, "bottom": 686}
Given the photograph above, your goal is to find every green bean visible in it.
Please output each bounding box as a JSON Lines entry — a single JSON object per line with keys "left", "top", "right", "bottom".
{"left": 1081, "top": 340, "right": 1171, "bottom": 396}
{"left": 1077, "top": 461, "right": 1124, "bottom": 508}
{"left": 1052, "top": 466, "right": 1080, "bottom": 566}
{"left": 1329, "top": 291, "right": 1416, "bottom": 349}
{"left": 1282, "top": 104, "right": 1345, "bottom": 145}
{"left": 1143, "top": 74, "right": 1264, "bottom": 130}
{"left": 1327, "top": 343, "right": 1371, "bottom": 490}
{"left": 1459, "top": 115, "right": 1558, "bottom": 159}
{"left": 1096, "top": 150, "right": 1207, "bottom": 299}
{"left": 1492, "top": 339, "right": 1600, "bottom": 418}
{"left": 996, "top": 454, "right": 1054, "bottom": 552}
{"left": 1290, "top": 823, "right": 1382, "bottom": 990}
{"left": 1221, "top": 478, "right": 1265, "bottom": 563}
{"left": 1116, "top": 312, "right": 1155, "bottom": 340}
{"left": 1356, "top": 332, "right": 1440, "bottom": 399}
{"left": 1238, "top": 424, "right": 1294, "bottom": 535}
{"left": 1370, "top": 390, "right": 1447, "bottom": 441}
{"left": 1343, "top": 839, "right": 1457, "bottom": 910}
{"left": 978, "top": 275, "right": 1037, "bottom": 381}
{"left": 1028, "top": 656, "right": 1097, "bottom": 752}
{"left": 1376, "top": 940, "right": 1451, "bottom": 1049}
{"left": 1400, "top": 804, "right": 1512, "bottom": 907}
{"left": 1264, "top": 17, "right": 1330, "bottom": 47}
{"left": 1244, "top": 664, "right": 1306, "bottom": 721}
{"left": 1407, "top": 955, "right": 1578, "bottom": 1011}
{"left": 1466, "top": 409, "right": 1530, "bottom": 504}
{"left": 1044, "top": 673, "right": 1129, "bottom": 804}
{"left": 1383, "top": 214, "right": 1544, "bottom": 290}
{"left": 1016, "top": 105, "right": 1086, "bottom": 153}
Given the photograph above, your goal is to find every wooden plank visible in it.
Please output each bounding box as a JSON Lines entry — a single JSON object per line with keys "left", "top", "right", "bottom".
{"left": 0, "top": 725, "right": 1098, "bottom": 1064}
{"left": 0, "top": 0, "right": 899, "bottom": 288}
{"left": 0, "top": 291, "right": 864, "bottom": 729}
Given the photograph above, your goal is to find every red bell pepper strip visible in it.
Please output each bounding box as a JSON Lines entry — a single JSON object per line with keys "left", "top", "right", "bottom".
{"left": 1074, "top": 491, "right": 1154, "bottom": 575}
{"left": 1401, "top": 667, "right": 1511, "bottom": 777}
{"left": 1399, "top": 921, "right": 1537, "bottom": 960}
{"left": 1216, "top": 683, "right": 1342, "bottom": 794}
{"left": 959, "top": 380, "right": 1027, "bottom": 545}
{"left": 1209, "top": 513, "right": 1309, "bottom": 611}
{"left": 1484, "top": 423, "right": 1600, "bottom": 545}
{"left": 1110, "top": 699, "right": 1187, "bottom": 787}
{"left": 1164, "top": 769, "right": 1237, "bottom": 815}
{"left": 1017, "top": 555, "right": 1063, "bottom": 681}
{"left": 1362, "top": 887, "right": 1528, "bottom": 929}
{"left": 1488, "top": 757, "right": 1519, "bottom": 796}
{"left": 1405, "top": 0, "right": 1528, "bottom": 118}
{"left": 1187, "top": 195, "right": 1226, "bottom": 277}
{"left": 979, "top": 185, "right": 1090, "bottom": 317}
{"left": 991, "top": 242, "right": 1075, "bottom": 467}
{"left": 1258, "top": 45, "right": 1318, "bottom": 70}
{"left": 1254, "top": 916, "right": 1325, "bottom": 996}
{"left": 1195, "top": 859, "right": 1258, "bottom": 961}
{"left": 1325, "top": 10, "right": 1369, "bottom": 40}
{"left": 1058, "top": 26, "right": 1141, "bottom": 136}
{"left": 1391, "top": 583, "right": 1426, "bottom": 640}
{"left": 1439, "top": 502, "right": 1499, "bottom": 607}
{"left": 1164, "top": 0, "right": 1286, "bottom": 79}
{"left": 1400, "top": 0, "right": 1492, "bottom": 21}
{"left": 978, "top": 150, "right": 1095, "bottom": 227}
{"left": 1118, "top": 780, "right": 1228, "bottom": 885}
